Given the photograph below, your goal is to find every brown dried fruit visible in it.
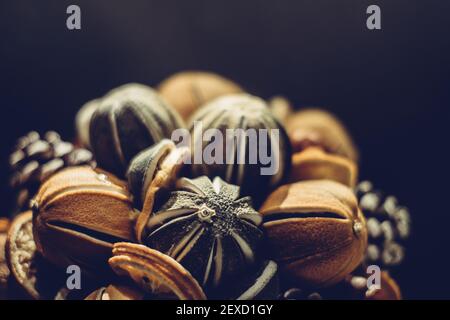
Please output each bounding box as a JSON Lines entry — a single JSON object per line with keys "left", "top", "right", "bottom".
{"left": 285, "top": 108, "right": 359, "bottom": 162}
{"left": 158, "top": 71, "right": 243, "bottom": 121}
{"left": 260, "top": 180, "right": 367, "bottom": 288}
{"left": 290, "top": 147, "right": 358, "bottom": 187}
{"left": 109, "top": 242, "right": 206, "bottom": 300}
{"left": 32, "top": 166, "right": 136, "bottom": 277}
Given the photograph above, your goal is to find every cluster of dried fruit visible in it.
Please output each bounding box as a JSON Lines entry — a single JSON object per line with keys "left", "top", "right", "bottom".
{"left": 1, "top": 71, "right": 410, "bottom": 300}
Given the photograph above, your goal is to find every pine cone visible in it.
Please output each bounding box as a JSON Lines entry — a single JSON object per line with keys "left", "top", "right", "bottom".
{"left": 8, "top": 131, "right": 95, "bottom": 216}
{"left": 355, "top": 181, "right": 411, "bottom": 270}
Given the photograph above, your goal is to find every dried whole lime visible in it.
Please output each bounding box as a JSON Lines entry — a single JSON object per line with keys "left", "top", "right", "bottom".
{"left": 32, "top": 166, "right": 136, "bottom": 277}
{"left": 89, "top": 83, "right": 184, "bottom": 177}
{"left": 260, "top": 180, "right": 367, "bottom": 288}
{"left": 143, "top": 176, "right": 263, "bottom": 292}
{"left": 189, "top": 94, "right": 291, "bottom": 199}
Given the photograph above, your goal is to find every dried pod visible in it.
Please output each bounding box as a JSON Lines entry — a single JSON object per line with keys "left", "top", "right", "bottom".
{"left": 89, "top": 83, "right": 184, "bottom": 177}
{"left": 158, "top": 71, "right": 243, "bottom": 121}
{"left": 32, "top": 166, "right": 136, "bottom": 277}
{"left": 290, "top": 147, "right": 358, "bottom": 187}
{"left": 109, "top": 242, "right": 206, "bottom": 300}
{"left": 189, "top": 94, "right": 291, "bottom": 199}
{"left": 131, "top": 141, "right": 191, "bottom": 242}
{"left": 260, "top": 180, "right": 367, "bottom": 288}
{"left": 85, "top": 284, "right": 145, "bottom": 300}
{"left": 142, "top": 176, "right": 263, "bottom": 293}
{"left": 127, "top": 139, "right": 190, "bottom": 210}
{"left": 285, "top": 108, "right": 359, "bottom": 162}
{"left": 75, "top": 98, "right": 99, "bottom": 149}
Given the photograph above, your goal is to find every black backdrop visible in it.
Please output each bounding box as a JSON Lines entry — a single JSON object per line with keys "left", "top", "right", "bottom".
{"left": 1, "top": 0, "right": 449, "bottom": 299}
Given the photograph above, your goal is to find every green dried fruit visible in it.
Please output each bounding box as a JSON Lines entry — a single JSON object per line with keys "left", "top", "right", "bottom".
{"left": 189, "top": 94, "right": 291, "bottom": 200}
{"left": 89, "top": 83, "right": 184, "bottom": 177}
{"left": 143, "top": 176, "right": 263, "bottom": 293}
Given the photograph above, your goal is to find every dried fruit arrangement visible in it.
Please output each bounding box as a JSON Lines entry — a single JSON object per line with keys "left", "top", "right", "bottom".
{"left": 1, "top": 71, "right": 411, "bottom": 300}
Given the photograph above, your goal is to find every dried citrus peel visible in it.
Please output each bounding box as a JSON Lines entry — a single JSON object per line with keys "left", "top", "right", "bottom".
{"left": 109, "top": 242, "right": 206, "bottom": 300}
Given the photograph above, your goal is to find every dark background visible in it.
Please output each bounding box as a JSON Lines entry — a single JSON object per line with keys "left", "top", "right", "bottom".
{"left": 1, "top": 0, "right": 449, "bottom": 298}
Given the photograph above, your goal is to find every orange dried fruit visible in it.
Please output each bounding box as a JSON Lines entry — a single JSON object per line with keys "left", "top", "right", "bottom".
{"left": 260, "top": 180, "right": 367, "bottom": 288}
